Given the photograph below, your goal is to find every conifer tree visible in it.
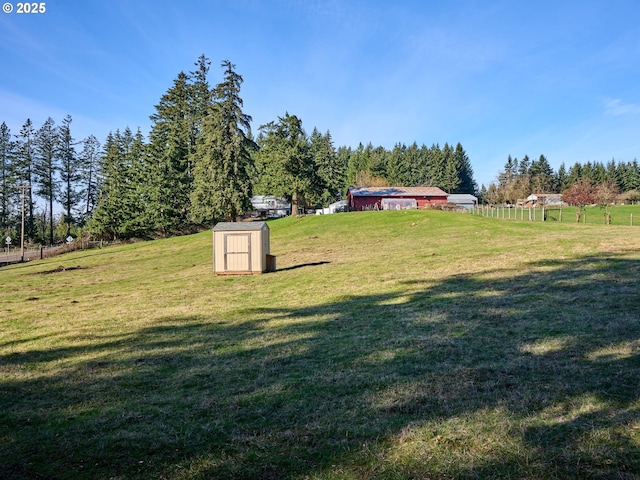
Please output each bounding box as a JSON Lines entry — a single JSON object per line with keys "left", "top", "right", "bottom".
{"left": 453, "top": 143, "right": 477, "bottom": 194}
{"left": 556, "top": 163, "right": 568, "bottom": 192}
{"left": 190, "top": 60, "right": 255, "bottom": 224}
{"left": 57, "top": 115, "right": 82, "bottom": 237}
{"left": 148, "top": 71, "right": 196, "bottom": 234}
{"left": 79, "top": 135, "right": 101, "bottom": 222}
{"left": 90, "top": 129, "right": 150, "bottom": 240}
{"left": 530, "top": 154, "right": 554, "bottom": 193}
{"left": 254, "top": 113, "right": 318, "bottom": 215}
{"left": 34, "top": 117, "right": 58, "bottom": 245}
{"left": 0, "top": 122, "right": 16, "bottom": 237}
{"left": 310, "top": 128, "right": 343, "bottom": 204}
{"left": 14, "top": 119, "right": 37, "bottom": 242}
{"left": 440, "top": 143, "right": 460, "bottom": 193}
{"left": 427, "top": 143, "right": 446, "bottom": 188}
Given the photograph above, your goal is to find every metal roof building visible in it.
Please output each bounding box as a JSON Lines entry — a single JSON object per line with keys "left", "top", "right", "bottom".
{"left": 346, "top": 186, "right": 449, "bottom": 211}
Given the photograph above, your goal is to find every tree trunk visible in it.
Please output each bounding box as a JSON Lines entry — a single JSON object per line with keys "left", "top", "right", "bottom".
{"left": 290, "top": 192, "right": 299, "bottom": 216}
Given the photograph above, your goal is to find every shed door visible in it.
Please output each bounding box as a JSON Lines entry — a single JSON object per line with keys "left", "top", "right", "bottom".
{"left": 224, "top": 233, "right": 251, "bottom": 271}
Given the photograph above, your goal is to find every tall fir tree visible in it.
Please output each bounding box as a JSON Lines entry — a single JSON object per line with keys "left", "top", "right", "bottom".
{"left": 90, "top": 129, "right": 150, "bottom": 240}
{"left": 0, "top": 122, "right": 16, "bottom": 238}
{"left": 254, "top": 113, "right": 318, "bottom": 215}
{"left": 57, "top": 115, "right": 82, "bottom": 237}
{"left": 190, "top": 60, "right": 255, "bottom": 224}
{"left": 440, "top": 143, "right": 460, "bottom": 193}
{"left": 427, "top": 143, "right": 446, "bottom": 188}
{"left": 309, "top": 128, "right": 343, "bottom": 204}
{"left": 147, "top": 56, "right": 212, "bottom": 235}
{"left": 148, "top": 71, "right": 196, "bottom": 234}
{"left": 530, "top": 154, "right": 554, "bottom": 193}
{"left": 34, "top": 117, "right": 58, "bottom": 245}
{"left": 14, "top": 119, "right": 37, "bottom": 242}
{"left": 79, "top": 135, "right": 101, "bottom": 222}
{"left": 453, "top": 143, "right": 477, "bottom": 194}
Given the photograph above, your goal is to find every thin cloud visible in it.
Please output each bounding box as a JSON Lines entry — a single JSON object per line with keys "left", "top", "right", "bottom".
{"left": 604, "top": 98, "right": 640, "bottom": 116}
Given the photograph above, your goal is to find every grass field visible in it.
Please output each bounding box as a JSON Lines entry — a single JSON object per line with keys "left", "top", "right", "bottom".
{"left": 1, "top": 210, "right": 639, "bottom": 479}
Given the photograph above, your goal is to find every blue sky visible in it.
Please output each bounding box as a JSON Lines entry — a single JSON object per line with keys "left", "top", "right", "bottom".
{"left": 1, "top": 0, "right": 639, "bottom": 188}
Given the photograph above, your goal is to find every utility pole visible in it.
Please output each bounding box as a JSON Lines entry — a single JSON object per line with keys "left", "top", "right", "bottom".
{"left": 17, "top": 185, "right": 31, "bottom": 262}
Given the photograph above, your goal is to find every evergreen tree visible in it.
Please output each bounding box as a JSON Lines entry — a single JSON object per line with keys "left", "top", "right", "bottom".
{"left": 556, "top": 163, "right": 568, "bottom": 192}
{"left": 148, "top": 71, "right": 196, "bottom": 234}
{"left": 567, "top": 162, "right": 582, "bottom": 185}
{"left": 518, "top": 155, "right": 531, "bottom": 178}
{"left": 385, "top": 143, "right": 408, "bottom": 186}
{"left": 190, "top": 60, "right": 255, "bottom": 224}
{"left": 440, "top": 143, "right": 460, "bottom": 193}
{"left": 530, "top": 154, "right": 554, "bottom": 193}
{"left": 14, "top": 119, "right": 37, "bottom": 242}
{"left": 502, "top": 155, "right": 517, "bottom": 184}
{"left": 621, "top": 160, "right": 640, "bottom": 192}
{"left": 427, "top": 143, "right": 446, "bottom": 188}
{"left": 90, "top": 129, "right": 150, "bottom": 240}
{"left": 147, "top": 56, "right": 212, "bottom": 234}
{"left": 344, "top": 143, "right": 372, "bottom": 188}
{"left": 254, "top": 113, "right": 318, "bottom": 215}
{"left": 0, "top": 122, "right": 16, "bottom": 238}
{"left": 34, "top": 117, "right": 58, "bottom": 245}
{"left": 310, "top": 128, "right": 343, "bottom": 204}
{"left": 478, "top": 183, "right": 488, "bottom": 204}
{"left": 453, "top": 143, "right": 477, "bottom": 194}
{"left": 79, "top": 135, "right": 101, "bottom": 222}
{"left": 605, "top": 159, "right": 621, "bottom": 190}
{"left": 57, "top": 115, "right": 82, "bottom": 237}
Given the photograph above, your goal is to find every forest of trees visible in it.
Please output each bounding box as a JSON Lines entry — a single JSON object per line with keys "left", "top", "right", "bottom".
{"left": 1, "top": 54, "right": 638, "bottom": 246}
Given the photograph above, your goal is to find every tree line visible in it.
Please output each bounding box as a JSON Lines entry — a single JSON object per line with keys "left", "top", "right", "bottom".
{"left": 1, "top": 54, "right": 479, "bottom": 244}
{"left": 483, "top": 154, "right": 640, "bottom": 205}
{"left": 4, "top": 52, "right": 640, "bottom": 245}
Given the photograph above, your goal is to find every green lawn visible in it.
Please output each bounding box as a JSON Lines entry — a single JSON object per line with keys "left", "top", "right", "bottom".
{"left": 1, "top": 210, "right": 639, "bottom": 479}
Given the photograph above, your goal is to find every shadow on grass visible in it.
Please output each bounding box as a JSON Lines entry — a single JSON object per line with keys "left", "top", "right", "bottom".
{"left": 1, "top": 254, "right": 640, "bottom": 479}
{"left": 276, "top": 261, "right": 331, "bottom": 272}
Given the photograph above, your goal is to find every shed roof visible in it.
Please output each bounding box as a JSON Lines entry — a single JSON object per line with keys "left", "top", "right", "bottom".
{"left": 348, "top": 186, "right": 448, "bottom": 197}
{"left": 213, "top": 221, "right": 268, "bottom": 231}
{"left": 448, "top": 194, "right": 478, "bottom": 203}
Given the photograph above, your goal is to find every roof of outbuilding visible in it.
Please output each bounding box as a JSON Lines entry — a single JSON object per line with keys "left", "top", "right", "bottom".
{"left": 213, "top": 221, "right": 269, "bottom": 231}
{"left": 348, "top": 186, "right": 448, "bottom": 197}
{"left": 448, "top": 194, "right": 478, "bottom": 202}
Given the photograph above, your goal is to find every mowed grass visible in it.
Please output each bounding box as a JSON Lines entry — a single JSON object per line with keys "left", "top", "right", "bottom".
{"left": 1, "top": 210, "right": 639, "bottom": 479}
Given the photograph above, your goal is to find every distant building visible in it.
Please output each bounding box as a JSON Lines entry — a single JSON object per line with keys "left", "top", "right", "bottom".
{"left": 447, "top": 194, "right": 478, "bottom": 210}
{"left": 316, "top": 200, "right": 347, "bottom": 215}
{"left": 346, "top": 186, "right": 449, "bottom": 211}
{"left": 524, "top": 194, "right": 565, "bottom": 207}
{"left": 250, "top": 196, "right": 291, "bottom": 218}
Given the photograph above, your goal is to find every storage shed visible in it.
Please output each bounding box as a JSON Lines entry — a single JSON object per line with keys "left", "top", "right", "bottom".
{"left": 213, "top": 222, "right": 275, "bottom": 274}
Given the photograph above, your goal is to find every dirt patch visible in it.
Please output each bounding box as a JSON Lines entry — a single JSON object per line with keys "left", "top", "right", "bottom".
{"left": 37, "top": 265, "right": 84, "bottom": 275}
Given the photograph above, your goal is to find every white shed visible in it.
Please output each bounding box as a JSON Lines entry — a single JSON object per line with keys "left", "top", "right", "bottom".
{"left": 212, "top": 222, "right": 275, "bottom": 274}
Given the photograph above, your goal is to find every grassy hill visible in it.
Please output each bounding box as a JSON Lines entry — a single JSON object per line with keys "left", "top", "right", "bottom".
{"left": 1, "top": 210, "right": 640, "bottom": 479}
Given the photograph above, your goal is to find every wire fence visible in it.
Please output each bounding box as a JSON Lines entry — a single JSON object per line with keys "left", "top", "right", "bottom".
{"left": 471, "top": 205, "right": 640, "bottom": 226}
{"left": 0, "top": 241, "right": 102, "bottom": 267}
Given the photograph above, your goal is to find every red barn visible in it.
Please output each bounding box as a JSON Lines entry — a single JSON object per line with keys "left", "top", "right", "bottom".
{"left": 346, "top": 186, "right": 449, "bottom": 211}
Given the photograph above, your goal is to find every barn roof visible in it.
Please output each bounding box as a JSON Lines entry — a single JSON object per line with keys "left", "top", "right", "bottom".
{"left": 213, "top": 221, "right": 268, "bottom": 231}
{"left": 348, "top": 186, "right": 448, "bottom": 197}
